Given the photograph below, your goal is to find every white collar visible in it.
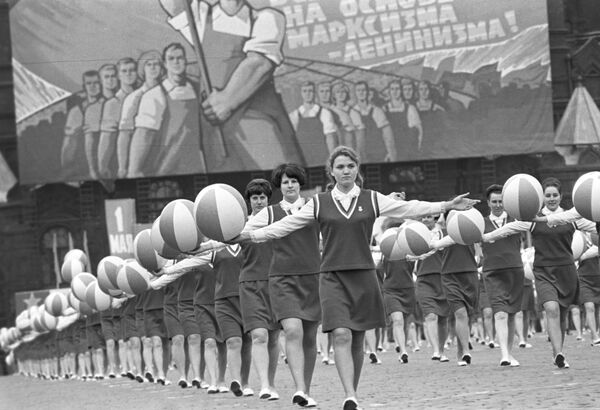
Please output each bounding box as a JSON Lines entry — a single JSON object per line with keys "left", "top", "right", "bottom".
{"left": 542, "top": 206, "right": 563, "bottom": 215}
{"left": 489, "top": 211, "right": 507, "bottom": 223}
{"left": 298, "top": 104, "right": 321, "bottom": 116}
{"left": 331, "top": 184, "right": 361, "bottom": 202}
{"left": 280, "top": 197, "right": 304, "bottom": 212}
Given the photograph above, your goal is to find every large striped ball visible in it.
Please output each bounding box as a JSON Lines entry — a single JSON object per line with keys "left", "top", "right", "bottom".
{"left": 44, "top": 292, "right": 68, "bottom": 317}
{"left": 194, "top": 183, "right": 248, "bottom": 242}
{"left": 9, "top": 327, "right": 21, "bottom": 344}
{"left": 61, "top": 259, "right": 86, "bottom": 283}
{"left": 70, "top": 272, "right": 96, "bottom": 301}
{"left": 379, "top": 228, "right": 404, "bottom": 260}
{"left": 446, "top": 208, "right": 485, "bottom": 245}
{"left": 117, "top": 261, "right": 151, "bottom": 295}
{"left": 396, "top": 221, "right": 433, "bottom": 257}
{"left": 502, "top": 174, "right": 543, "bottom": 220}
{"left": 572, "top": 171, "right": 600, "bottom": 222}
{"left": 31, "top": 315, "right": 45, "bottom": 333}
{"left": 134, "top": 229, "right": 167, "bottom": 273}
{"left": 150, "top": 218, "right": 180, "bottom": 259}
{"left": 64, "top": 249, "right": 88, "bottom": 268}
{"left": 160, "top": 199, "right": 203, "bottom": 253}
{"left": 571, "top": 230, "right": 589, "bottom": 260}
{"left": 97, "top": 256, "right": 124, "bottom": 293}
{"left": 76, "top": 299, "right": 95, "bottom": 316}
{"left": 67, "top": 292, "right": 80, "bottom": 311}
{"left": 85, "top": 282, "right": 112, "bottom": 311}
{"left": 15, "top": 311, "right": 31, "bottom": 332}
{"left": 39, "top": 310, "right": 58, "bottom": 331}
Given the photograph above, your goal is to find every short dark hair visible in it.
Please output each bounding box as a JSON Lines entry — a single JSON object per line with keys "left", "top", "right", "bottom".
{"left": 244, "top": 178, "right": 272, "bottom": 201}
{"left": 542, "top": 177, "right": 561, "bottom": 194}
{"left": 82, "top": 70, "right": 99, "bottom": 84}
{"left": 162, "top": 42, "right": 186, "bottom": 62}
{"left": 485, "top": 184, "right": 503, "bottom": 199}
{"left": 271, "top": 163, "right": 306, "bottom": 188}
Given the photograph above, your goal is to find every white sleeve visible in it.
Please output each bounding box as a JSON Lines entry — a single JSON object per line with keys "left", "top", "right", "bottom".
{"left": 134, "top": 87, "right": 166, "bottom": 130}
{"left": 288, "top": 109, "right": 299, "bottom": 131}
{"left": 575, "top": 218, "right": 598, "bottom": 234}
{"left": 407, "top": 105, "right": 421, "bottom": 128}
{"left": 250, "top": 200, "right": 315, "bottom": 241}
{"left": 377, "top": 192, "right": 443, "bottom": 220}
{"left": 349, "top": 109, "right": 365, "bottom": 130}
{"left": 580, "top": 245, "right": 599, "bottom": 261}
{"left": 482, "top": 221, "right": 531, "bottom": 242}
{"left": 546, "top": 208, "right": 582, "bottom": 226}
{"left": 243, "top": 8, "right": 285, "bottom": 66}
{"left": 372, "top": 106, "right": 390, "bottom": 129}
{"left": 242, "top": 207, "right": 270, "bottom": 233}
{"left": 320, "top": 108, "right": 337, "bottom": 135}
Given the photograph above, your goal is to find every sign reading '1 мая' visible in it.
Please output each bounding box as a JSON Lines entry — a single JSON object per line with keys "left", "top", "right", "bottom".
{"left": 104, "top": 199, "right": 136, "bottom": 258}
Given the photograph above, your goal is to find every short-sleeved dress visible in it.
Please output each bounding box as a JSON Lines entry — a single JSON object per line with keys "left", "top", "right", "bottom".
{"left": 316, "top": 190, "right": 385, "bottom": 332}
{"left": 415, "top": 230, "right": 450, "bottom": 318}
{"left": 481, "top": 216, "right": 524, "bottom": 314}
{"left": 239, "top": 239, "right": 278, "bottom": 333}
{"left": 531, "top": 218, "right": 578, "bottom": 308}
{"left": 267, "top": 203, "right": 321, "bottom": 323}
{"left": 193, "top": 264, "right": 220, "bottom": 341}
{"left": 440, "top": 239, "right": 479, "bottom": 315}
{"left": 213, "top": 245, "right": 246, "bottom": 340}
{"left": 382, "top": 258, "right": 416, "bottom": 317}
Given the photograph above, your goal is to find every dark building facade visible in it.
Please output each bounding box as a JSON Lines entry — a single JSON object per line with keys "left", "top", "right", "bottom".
{"left": 1, "top": 0, "right": 600, "bottom": 326}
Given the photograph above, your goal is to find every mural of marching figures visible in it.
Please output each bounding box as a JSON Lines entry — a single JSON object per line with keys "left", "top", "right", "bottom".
{"left": 10, "top": 0, "right": 554, "bottom": 184}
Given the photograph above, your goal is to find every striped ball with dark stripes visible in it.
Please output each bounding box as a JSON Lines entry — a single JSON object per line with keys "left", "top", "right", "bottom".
{"left": 85, "top": 281, "right": 112, "bottom": 311}
{"left": 117, "top": 261, "right": 151, "bottom": 296}
{"left": 70, "top": 272, "right": 96, "bottom": 301}
{"left": 194, "top": 184, "right": 248, "bottom": 242}
{"left": 44, "top": 292, "right": 68, "bottom": 317}
{"left": 97, "top": 255, "right": 124, "bottom": 293}
{"left": 502, "top": 174, "right": 543, "bottom": 221}
{"left": 573, "top": 171, "right": 600, "bottom": 222}
{"left": 446, "top": 208, "right": 485, "bottom": 245}
{"left": 61, "top": 259, "right": 85, "bottom": 283}
{"left": 151, "top": 217, "right": 180, "bottom": 259}
{"left": 159, "top": 199, "right": 203, "bottom": 253}
{"left": 134, "top": 229, "right": 167, "bottom": 273}
{"left": 39, "top": 309, "right": 58, "bottom": 330}
{"left": 379, "top": 227, "right": 404, "bottom": 260}
{"left": 63, "top": 249, "right": 88, "bottom": 269}
{"left": 396, "top": 221, "right": 433, "bottom": 257}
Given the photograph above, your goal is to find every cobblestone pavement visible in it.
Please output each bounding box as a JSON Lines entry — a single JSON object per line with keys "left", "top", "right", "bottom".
{"left": 2, "top": 333, "right": 600, "bottom": 409}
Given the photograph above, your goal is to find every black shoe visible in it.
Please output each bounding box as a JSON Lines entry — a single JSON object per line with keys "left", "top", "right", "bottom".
{"left": 292, "top": 391, "right": 308, "bottom": 406}
{"left": 499, "top": 360, "right": 511, "bottom": 367}
{"left": 230, "top": 380, "right": 243, "bottom": 397}
{"left": 400, "top": 353, "right": 408, "bottom": 363}
{"left": 192, "top": 379, "right": 201, "bottom": 389}
{"left": 156, "top": 378, "right": 165, "bottom": 386}
{"left": 178, "top": 379, "right": 189, "bottom": 388}
{"left": 135, "top": 374, "right": 144, "bottom": 383}
{"left": 369, "top": 352, "right": 378, "bottom": 364}
{"left": 468, "top": 341, "right": 473, "bottom": 350}
{"left": 431, "top": 355, "right": 441, "bottom": 361}
{"left": 343, "top": 398, "right": 359, "bottom": 410}
{"left": 145, "top": 372, "right": 154, "bottom": 383}
{"left": 554, "top": 353, "right": 566, "bottom": 369}
{"left": 126, "top": 371, "right": 135, "bottom": 380}
{"left": 462, "top": 354, "right": 472, "bottom": 365}
{"left": 395, "top": 346, "right": 400, "bottom": 353}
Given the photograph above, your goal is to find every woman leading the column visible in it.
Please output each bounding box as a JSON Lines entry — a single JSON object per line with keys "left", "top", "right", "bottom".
{"left": 235, "top": 146, "right": 476, "bottom": 410}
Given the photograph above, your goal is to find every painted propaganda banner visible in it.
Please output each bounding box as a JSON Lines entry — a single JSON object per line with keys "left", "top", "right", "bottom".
{"left": 10, "top": 0, "right": 553, "bottom": 184}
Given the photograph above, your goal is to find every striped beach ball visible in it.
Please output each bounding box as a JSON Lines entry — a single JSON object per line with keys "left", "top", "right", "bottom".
{"left": 64, "top": 249, "right": 88, "bottom": 268}
{"left": 117, "top": 261, "right": 151, "bottom": 295}
{"left": 97, "top": 256, "right": 124, "bottom": 293}
{"left": 194, "top": 183, "right": 248, "bottom": 242}
{"left": 160, "top": 199, "right": 203, "bottom": 253}
{"left": 85, "top": 282, "right": 112, "bottom": 311}
{"left": 39, "top": 310, "right": 59, "bottom": 330}
{"left": 150, "top": 217, "right": 180, "bottom": 259}
{"left": 44, "top": 292, "right": 68, "bottom": 317}
{"left": 61, "top": 258, "right": 86, "bottom": 283}
{"left": 70, "top": 272, "right": 96, "bottom": 301}
{"left": 134, "top": 229, "right": 167, "bottom": 273}
{"left": 67, "top": 292, "right": 80, "bottom": 311}
{"left": 396, "top": 221, "right": 433, "bottom": 257}
{"left": 571, "top": 230, "right": 589, "bottom": 261}
{"left": 379, "top": 228, "right": 405, "bottom": 260}
{"left": 76, "top": 299, "right": 95, "bottom": 316}
{"left": 502, "top": 174, "right": 543, "bottom": 221}
{"left": 572, "top": 171, "right": 600, "bottom": 222}
{"left": 446, "top": 208, "right": 485, "bottom": 245}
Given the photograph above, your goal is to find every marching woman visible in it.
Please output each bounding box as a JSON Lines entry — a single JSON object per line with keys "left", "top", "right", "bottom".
{"left": 238, "top": 179, "right": 280, "bottom": 400}
{"left": 242, "top": 164, "right": 322, "bottom": 407}
{"left": 577, "top": 238, "right": 600, "bottom": 345}
{"left": 380, "top": 239, "right": 417, "bottom": 364}
{"left": 235, "top": 146, "right": 477, "bottom": 410}
{"left": 413, "top": 214, "right": 450, "bottom": 362}
{"left": 483, "top": 177, "right": 595, "bottom": 368}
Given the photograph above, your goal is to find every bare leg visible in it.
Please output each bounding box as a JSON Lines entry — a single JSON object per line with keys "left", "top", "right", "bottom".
{"left": 390, "top": 311, "right": 407, "bottom": 360}
{"left": 454, "top": 307, "right": 471, "bottom": 361}
{"left": 188, "top": 334, "right": 201, "bottom": 382}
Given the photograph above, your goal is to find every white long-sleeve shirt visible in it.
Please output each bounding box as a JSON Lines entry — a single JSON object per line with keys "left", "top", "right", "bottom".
{"left": 249, "top": 187, "right": 443, "bottom": 242}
